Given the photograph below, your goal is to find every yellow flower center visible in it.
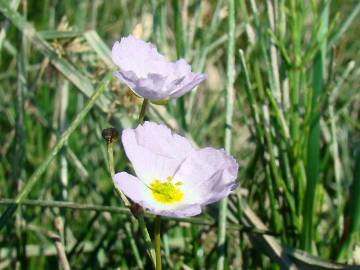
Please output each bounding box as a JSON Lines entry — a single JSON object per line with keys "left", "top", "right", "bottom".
{"left": 150, "top": 176, "right": 184, "bottom": 203}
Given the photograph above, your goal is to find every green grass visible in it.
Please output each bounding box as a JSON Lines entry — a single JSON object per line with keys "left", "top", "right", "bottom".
{"left": 0, "top": 0, "right": 360, "bottom": 269}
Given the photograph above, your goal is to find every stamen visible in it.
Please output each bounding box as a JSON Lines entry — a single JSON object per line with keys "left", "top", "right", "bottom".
{"left": 150, "top": 177, "right": 184, "bottom": 203}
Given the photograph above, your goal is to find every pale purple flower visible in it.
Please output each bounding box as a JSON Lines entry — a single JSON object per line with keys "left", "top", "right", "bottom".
{"left": 111, "top": 35, "right": 207, "bottom": 101}
{"left": 113, "top": 121, "right": 238, "bottom": 217}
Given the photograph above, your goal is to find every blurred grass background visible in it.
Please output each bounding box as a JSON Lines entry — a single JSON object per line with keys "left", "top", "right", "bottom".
{"left": 0, "top": 0, "right": 360, "bottom": 269}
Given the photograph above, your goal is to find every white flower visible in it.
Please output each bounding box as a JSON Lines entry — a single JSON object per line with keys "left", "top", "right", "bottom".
{"left": 111, "top": 35, "right": 207, "bottom": 100}
{"left": 113, "top": 122, "right": 238, "bottom": 217}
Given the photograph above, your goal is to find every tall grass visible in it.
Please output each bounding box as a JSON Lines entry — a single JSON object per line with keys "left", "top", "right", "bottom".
{"left": 0, "top": 0, "right": 359, "bottom": 269}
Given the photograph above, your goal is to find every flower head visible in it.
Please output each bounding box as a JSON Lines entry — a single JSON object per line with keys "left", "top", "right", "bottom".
{"left": 113, "top": 121, "right": 238, "bottom": 217}
{"left": 111, "top": 35, "right": 207, "bottom": 101}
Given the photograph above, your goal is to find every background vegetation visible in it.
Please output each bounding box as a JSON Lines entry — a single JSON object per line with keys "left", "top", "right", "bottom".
{"left": 0, "top": 0, "right": 359, "bottom": 269}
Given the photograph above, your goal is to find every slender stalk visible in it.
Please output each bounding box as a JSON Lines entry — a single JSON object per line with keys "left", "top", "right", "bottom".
{"left": 154, "top": 215, "right": 162, "bottom": 270}
{"left": 162, "top": 232, "right": 173, "bottom": 268}
{"left": 217, "top": 0, "right": 235, "bottom": 269}
{"left": 0, "top": 198, "right": 279, "bottom": 234}
{"left": 151, "top": 0, "right": 167, "bottom": 53}
{"left": 0, "top": 199, "right": 132, "bottom": 214}
{"left": 266, "top": 0, "right": 281, "bottom": 104}
{"left": 59, "top": 80, "right": 69, "bottom": 198}
{"left": 103, "top": 129, "right": 143, "bottom": 268}
{"left": 53, "top": 218, "right": 71, "bottom": 270}
{"left": 138, "top": 98, "right": 149, "bottom": 124}
{"left": 172, "top": 0, "right": 184, "bottom": 60}
{"left": 136, "top": 99, "right": 156, "bottom": 264}
{"left": 14, "top": 1, "right": 27, "bottom": 267}
{"left": 239, "top": 50, "right": 263, "bottom": 141}
{"left": 172, "top": 0, "right": 187, "bottom": 131}
{"left": 103, "top": 127, "right": 130, "bottom": 206}
{"left": 124, "top": 222, "right": 144, "bottom": 269}
{"left": 109, "top": 96, "right": 156, "bottom": 265}
{"left": 186, "top": 0, "right": 223, "bottom": 122}
{"left": 0, "top": 73, "right": 112, "bottom": 230}
{"left": 328, "top": 1, "right": 360, "bottom": 47}
{"left": 337, "top": 147, "right": 360, "bottom": 260}
{"left": 58, "top": 79, "right": 69, "bottom": 245}
{"left": 107, "top": 141, "right": 115, "bottom": 177}
{"left": 0, "top": 0, "right": 20, "bottom": 52}
{"left": 302, "top": 2, "right": 329, "bottom": 252}
{"left": 89, "top": 0, "right": 98, "bottom": 29}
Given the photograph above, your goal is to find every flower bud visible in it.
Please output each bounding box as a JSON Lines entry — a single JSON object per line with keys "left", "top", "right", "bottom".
{"left": 102, "top": 128, "right": 119, "bottom": 144}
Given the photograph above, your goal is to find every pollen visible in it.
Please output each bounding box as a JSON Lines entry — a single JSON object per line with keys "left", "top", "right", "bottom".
{"left": 150, "top": 176, "right": 184, "bottom": 203}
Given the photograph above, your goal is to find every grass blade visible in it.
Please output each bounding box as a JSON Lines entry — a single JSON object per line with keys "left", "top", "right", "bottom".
{"left": 302, "top": 2, "right": 330, "bottom": 252}
{"left": 337, "top": 148, "right": 360, "bottom": 260}
{"left": 83, "top": 30, "right": 113, "bottom": 67}
{"left": 216, "top": 0, "right": 235, "bottom": 269}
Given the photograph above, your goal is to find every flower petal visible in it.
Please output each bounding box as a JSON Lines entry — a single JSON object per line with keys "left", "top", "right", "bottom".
{"left": 142, "top": 202, "right": 202, "bottom": 217}
{"left": 122, "top": 122, "right": 194, "bottom": 183}
{"left": 169, "top": 73, "right": 208, "bottom": 98}
{"left": 113, "top": 172, "right": 202, "bottom": 217}
{"left": 115, "top": 71, "right": 169, "bottom": 100}
{"left": 114, "top": 70, "right": 138, "bottom": 90}
{"left": 174, "top": 148, "right": 238, "bottom": 205}
{"left": 112, "top": 35, "right": 207, "bottom": 100}
{"left": 113, "top": 172, "right": 149, "bottom": 204}
{"left": 112, "top": 35, "right": 166, "bottom": 79}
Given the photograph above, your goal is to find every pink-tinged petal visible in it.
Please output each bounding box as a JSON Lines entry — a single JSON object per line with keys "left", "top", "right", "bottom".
{"left": 174, "top": 148, "right": 238, "bottom": 205}
{"left": 115, "top": 71, "right": 169, "bottom": 100}
{"left": 121, "top": 122, "right": 194, "bottom": 183}
{"left": 113, "top": 172, "right": 149, "bottom": 204}
{"left": 142, "top": 202, "right": 202, "bottom": 217}
{"left": 169, "top": 73, "right": 208, "bottom": 98}
{"left": 112, "top": 35, "right": 166, "bottom": 78}
{"left": 172, "top": 59, "right": 191, "bottom": 77}
{"left": 114, "top": 70, "right": 138, "bottom": 90}
{"left": 113, "top": 172, "right": 202, "bottom": 217}
{"left": 111, "top": 35, "right": 207, "bottom": 100}
{"left": 134, "top": 73, "right": 168, "bottom": 100}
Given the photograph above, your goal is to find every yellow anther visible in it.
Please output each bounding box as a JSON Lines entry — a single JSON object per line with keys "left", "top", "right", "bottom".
{"left": 150, "top": 177, "right": 184, "bottom": 203}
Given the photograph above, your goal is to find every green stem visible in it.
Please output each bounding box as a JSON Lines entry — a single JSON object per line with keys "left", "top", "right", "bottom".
{"left": 106, "top": 135, "right": 143, "bottom": 268}
{"left": 138, "top": 98, "right": 149, "bottom": 124}
{"left": 107, "top": 136, "right": 130, "bottom": 207}
{"left": 115, "top": 96, "right": 157, "bottom": 266}
{"left": 154, "top": 215, "right": 162, "bottom": 270}
{"left": 302, "top": 1, "right": 329, "bottom": 252}
{"left": 217, "top": 0, "right": 235, "bottom": 269}
{"left": 172, "top": 0, "right": 187, "bottom": 131}
{"left": 337, "top": 147, "right": 360, "bottom": 260}
{"left": 0, "top": 198, "right": 279, "bottom": 235}
{"left": 137, "top": 98, "right": 156, "bottom": 264}
{"left": 0, "top": 0, "right": 20, "bottom": 52}
{"left": 14, "top": 3, "right": 27, "bottom": 267}
{"left": 104, "top": 130, "right": 146, "bottom": 268}
{"left": 107, "top": 141, "right": 115, "bottom": 177}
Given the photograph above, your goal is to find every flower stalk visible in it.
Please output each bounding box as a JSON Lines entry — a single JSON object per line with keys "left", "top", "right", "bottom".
{"left": 154, "top": 215, "right": 162, "bottom": 270}
{"left": 138, "top": 98, "right": 149, "bottom": 124}
{"left": 102, "top": 128, "right": 130, "bottom": 207}
{"left": 103, "top": 127, "right": 155, "bottom": 265}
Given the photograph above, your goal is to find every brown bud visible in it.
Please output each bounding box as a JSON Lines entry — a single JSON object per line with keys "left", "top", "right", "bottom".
{"left": 130, "top": 203, "right": 144, "bottom": 217}
{"left": 102, "top": 128, "right": 119, "bottom": 143}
